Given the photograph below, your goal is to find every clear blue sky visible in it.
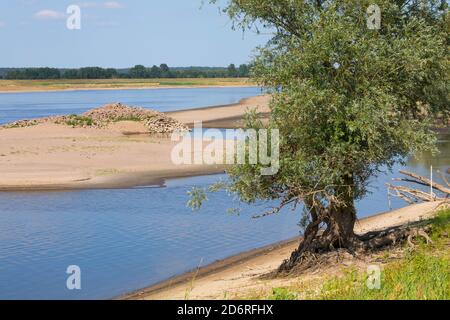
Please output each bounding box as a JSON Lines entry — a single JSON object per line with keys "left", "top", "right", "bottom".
{"left": 0, "top": 0, "right": 270, "bottom": 68}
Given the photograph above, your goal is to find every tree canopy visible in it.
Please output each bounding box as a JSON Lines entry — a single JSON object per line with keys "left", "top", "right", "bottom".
{"left": 3, "top": 63, "right": 251, "bottom": 80}
{"left": 205, "top": 0, "right": 449, "bottom": 270}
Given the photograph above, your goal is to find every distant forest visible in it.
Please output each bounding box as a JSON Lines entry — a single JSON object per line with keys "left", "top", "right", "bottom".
{"left": 0, "top": 64, "right": 250, "bottom": 80}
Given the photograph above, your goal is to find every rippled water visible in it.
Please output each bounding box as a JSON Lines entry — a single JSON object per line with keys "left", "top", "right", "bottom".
{"left": 0, "top": 87, "right": 262, "bottom": 124}
{"left": 0, "top": 87, "right": 447, "bottom": 299}
{"left": 0, "top": 137, "right": 447, "bottom": 300}
{"left": 0, "top": 175, "right": 300, "bottom": 300}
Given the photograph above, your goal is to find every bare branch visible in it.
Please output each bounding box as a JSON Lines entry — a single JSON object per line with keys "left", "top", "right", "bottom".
{"left": 399, "top": 170, "right": 450, "bottom": 195}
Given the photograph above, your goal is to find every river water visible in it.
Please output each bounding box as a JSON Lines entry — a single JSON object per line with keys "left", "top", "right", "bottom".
{"left": 0, "top": 86, "right": 262, "bottom": 124}
{"left": 0, "top": 87, "right": 447, "bottom": 299}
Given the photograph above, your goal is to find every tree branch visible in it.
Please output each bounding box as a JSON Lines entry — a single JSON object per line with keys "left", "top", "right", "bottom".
{"left": 398, "top": 170, "right": 450, "bottom": 195}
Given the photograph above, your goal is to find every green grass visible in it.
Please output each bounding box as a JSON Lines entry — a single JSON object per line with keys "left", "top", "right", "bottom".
{"left": 262, "top": 208, "right": 450, "bottom": 301}
{"left": 269, "top": 288, "right": 298, "bottom": 300}
{"left": 319, "top": 252, "right": 449, "bottom": 300}
{"left": 2, "top": 119, "right": 40, "bottom": 128}
{"left": 318, "top": 209, "right": 450, "bottom": 300}
{"left": 112, "top": 115, "right": 143, "bottom": 122}
{"left": 158, "top": 81, "right": 203, "bottom": 86}
{"left": 63, "top": 115, "right": 94, "bottom": 127}
{"left": 0, "top": 78, "right": 254, "bottom": 92}
{"left": 431, "top": 208, "right": 450, "bottom": 234}
{"left": 58, "top": 113, "right": 152, "bottom": 128}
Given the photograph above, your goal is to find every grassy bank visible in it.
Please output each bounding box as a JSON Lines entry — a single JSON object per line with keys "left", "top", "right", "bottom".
{"left": 251, "top": 208, "right": 450, "bottom": 300}
{"left": 0, "top": 78, "right": 255, "bottom": 93}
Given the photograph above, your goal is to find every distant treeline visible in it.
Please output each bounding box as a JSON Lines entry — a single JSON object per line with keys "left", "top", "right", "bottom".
{"left": 1, "top": 64, "right": 250, "bottom": 80}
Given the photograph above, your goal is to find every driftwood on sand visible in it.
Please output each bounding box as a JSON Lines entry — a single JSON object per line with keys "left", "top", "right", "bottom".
{"left": 387, "top": 170, "right": 450, "bottom": 204}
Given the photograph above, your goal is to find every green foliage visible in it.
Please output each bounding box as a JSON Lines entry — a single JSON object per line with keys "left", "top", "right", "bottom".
{"left": 320, "top": 253, "right": 449, "bottom": 300}
{"left": 318, "top": 209, "right": 450, "bottom": 300}
{"left": 241, "top": 209, "right": 450, "bottom": 300}
{"left": 227, "top": 64, "right": 238, "bottom": 77}
{"left": 269, "top": 288, "right": 298, "bottom": 300}
{"left": 4, "top": 64, "right": 251, "bottom": 80}
{"left": 187, "top": 187, "right": 208, "bottom": 211}
{"left": 63, "top": 115, "right": 94, "bottom": 127}
{"left": 431, "top": 207, "right": 450, "bottom": 229}
{"left": 113, "top": 115, "right": 142, "bottom": 122}
{"left": 5, "top": 67, "right": 61, "bottom": 80}
{"left": 77, "top": 67, "right": 118, "bottom": 79}
{"left": 129, "top": 65, "right": 148, "bottom": 78}
{"left": 211, "top": 0, "right": 448, "bottom": 218}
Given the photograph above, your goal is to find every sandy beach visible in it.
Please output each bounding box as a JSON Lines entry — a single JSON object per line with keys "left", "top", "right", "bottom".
{"left": 123, "top": 201, "right": 445, "bottom": 300}
{"left": 0, "top": 79, "right": 256, "bottom": 93}
{"left": 0, "top": 95, "right": 269, "bottom": 191}
{"left": 168, "top": 95, "right": 269, "bottom": 128}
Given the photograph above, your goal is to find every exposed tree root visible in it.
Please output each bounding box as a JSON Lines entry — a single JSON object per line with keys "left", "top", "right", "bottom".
{"left": 360, "top": 224, "right": 433, "bottom": 250}
{"left": 273, "top": 221, "right": 435, "bottom": 277}
{"left": 269, "top": 169, "right": 448, "bottom": 277}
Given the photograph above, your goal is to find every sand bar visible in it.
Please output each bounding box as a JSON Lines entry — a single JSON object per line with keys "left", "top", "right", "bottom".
{"left": 0, "top": 95, "right": 269, "bottom": 191}
{"left": 0, "top": 79, "right": 256, "bottom": 93}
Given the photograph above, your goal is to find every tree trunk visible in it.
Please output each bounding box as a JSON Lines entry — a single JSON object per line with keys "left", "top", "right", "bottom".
{"left": 327, "top": 200, "right": 357, "bottom": 248}
{"left": 278, "top": 198, "right": 357, "bottom": 272}
{"left": 279, "top": 176, "right": 358, "bottom": 272}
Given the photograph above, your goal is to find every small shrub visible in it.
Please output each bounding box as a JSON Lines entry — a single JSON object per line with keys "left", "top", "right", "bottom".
{"left": 269, "top": 288, "right": 297, "bottom": 300}
{"left": 64, "top": 115, "right": 94, "bottom": 127}
{"left": 113, "top": 115, "right": 142, "bottom": 122}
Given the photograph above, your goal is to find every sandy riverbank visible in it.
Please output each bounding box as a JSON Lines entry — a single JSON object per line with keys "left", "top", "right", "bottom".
{"left": 122, "top": 201, "right": 445, "bottom": 300}
{"left": 0, "top": 84, "right": 258, "bottom": 94}
{"left": 0, "top": 79, "right": 256, "bottom": 93}
{"left": 0, "top": 95, "right": 269, "bottom": 191}
{"left": 168, "top": 95, "right": 269, "bottom": 128}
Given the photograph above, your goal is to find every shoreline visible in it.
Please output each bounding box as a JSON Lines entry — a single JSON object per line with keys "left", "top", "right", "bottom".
{"left": 0, "top": 95, "right": 269, "bottom": 192}
{"left": 0, "top": 167, "right": 227, "bottom": 192}
{"left": 0, "top": 81, "right": 257, "bottom": 94}
{"left": 121, "top": 201, "right": 445, "bottom": 300}
{"left": 119, "top": 237, "right": 301, "bottom": 300}
{"left": 0, "top": 84, "right": 258, "bottom": 94}
{"left": 168, "top": 95, "right": 269, "bottom": 128}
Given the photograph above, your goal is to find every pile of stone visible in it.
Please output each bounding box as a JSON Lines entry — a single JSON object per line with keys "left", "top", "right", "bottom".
{"left": 2, "top": 119, "right": 45, "bottom": 128}
{"left": 1, "top": 103, "right": 189, "bottom": 134}
{"left": 80, "top": 103, "right": 189, "bottom": 133}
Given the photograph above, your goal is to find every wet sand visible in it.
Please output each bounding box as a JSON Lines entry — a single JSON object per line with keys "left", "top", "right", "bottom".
{"left": 122, "top": 201, "right": 445, "bottom": 300}
{"left": 168, "top": 95, "right": 270, "bottom": 128}
{"left": 0, "top": 95, "right": 269, "bottom": 191}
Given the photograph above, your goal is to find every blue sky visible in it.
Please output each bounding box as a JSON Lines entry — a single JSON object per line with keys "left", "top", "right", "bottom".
{"left": 0, "top": 0, "right": 270, "bottom": 68}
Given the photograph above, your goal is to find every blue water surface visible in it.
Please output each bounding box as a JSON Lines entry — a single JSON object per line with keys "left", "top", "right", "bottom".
{"left": 0, "top": 87, "right": 262, "bottom": 124}
{"left": 0, "top": 87, "right": 447, "bottom": 299}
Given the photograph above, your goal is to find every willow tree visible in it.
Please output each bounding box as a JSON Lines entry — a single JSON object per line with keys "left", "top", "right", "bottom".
{"left": 204, "top": 0, "right": 448, "bottom": 271}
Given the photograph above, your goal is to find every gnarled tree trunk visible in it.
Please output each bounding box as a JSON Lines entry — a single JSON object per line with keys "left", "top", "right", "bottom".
{"left": 278, "top": 169, "right": 446, "bottom": 273}
{"left": 279, "top": 176, "right": 358, "bottom": 272}
{"left": 325, "top": 200, "right": 357, "bottom": 248}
